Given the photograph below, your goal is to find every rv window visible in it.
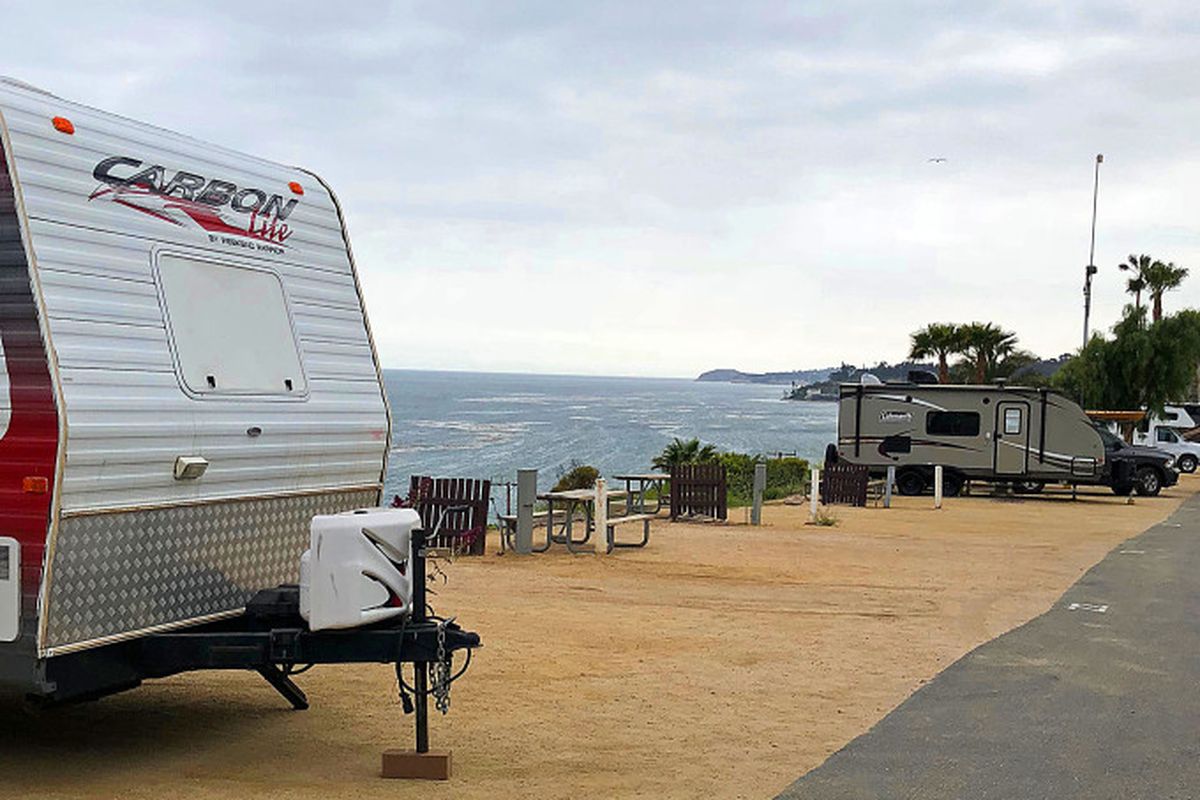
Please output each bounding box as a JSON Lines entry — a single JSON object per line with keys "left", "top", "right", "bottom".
{"left": 1157, "top": 428, "right": 1179, "bottom": 443}
{"left": 157, "top": 254, "right": 307, "bottom": 397}
{"left": 1003, "top": 408, "right": 1022, "bottom": 435}
{"left": 926, "top": 411, "right": 980, "bottom": 437}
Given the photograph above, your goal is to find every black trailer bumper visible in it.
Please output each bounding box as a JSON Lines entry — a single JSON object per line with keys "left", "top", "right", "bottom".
{"left": 35, "top": 586, "right": 480, "bottom": 706}
{"left": 137, "top": 621, "right": 478, "bottom": 675}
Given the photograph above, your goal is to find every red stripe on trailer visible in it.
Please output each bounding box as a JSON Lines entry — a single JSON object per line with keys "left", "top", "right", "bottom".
{"left": 0, "top": 139, "right": 60, "bottom": 622}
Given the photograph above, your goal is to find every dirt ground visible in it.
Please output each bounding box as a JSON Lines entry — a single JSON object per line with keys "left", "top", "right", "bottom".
{"left": 3, "top": 477, "right": 1194, "bottom": 800}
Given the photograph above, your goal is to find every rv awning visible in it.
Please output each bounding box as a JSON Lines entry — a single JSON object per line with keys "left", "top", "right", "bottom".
{"left": 1085, "top": 410, "right": 1146, "bottom": 422}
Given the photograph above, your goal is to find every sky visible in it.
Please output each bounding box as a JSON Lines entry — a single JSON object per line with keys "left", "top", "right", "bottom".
{"left": 5, "top": 1, "right": 1200, "bottom": 378}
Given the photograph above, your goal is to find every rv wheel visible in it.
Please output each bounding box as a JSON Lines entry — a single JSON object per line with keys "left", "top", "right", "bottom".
{"left": 896, "top": 469, "right": 926, "bottom": 496}
{"left": 1177, "top": 454, "right": 1197, "bottom": 473}
{"left": 1012, "top": 480, "right": 1044, "bottom": 494}
{"left": 1134, "top": 466, "right": 1163, "bottom": 497}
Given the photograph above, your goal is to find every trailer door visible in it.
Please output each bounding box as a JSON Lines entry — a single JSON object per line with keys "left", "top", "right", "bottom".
{"left": 994, "top": 401, "right": 1030, "bottom": 474}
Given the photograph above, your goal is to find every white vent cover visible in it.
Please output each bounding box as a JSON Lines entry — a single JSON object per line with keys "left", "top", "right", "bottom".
{"left": 0, "top": 538, "right": 18, "bottom": 643}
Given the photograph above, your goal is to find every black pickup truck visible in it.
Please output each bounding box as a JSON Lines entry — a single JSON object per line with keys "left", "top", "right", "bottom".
{"left": 1093, "top": 423, "right": 1179, "bottom": 496}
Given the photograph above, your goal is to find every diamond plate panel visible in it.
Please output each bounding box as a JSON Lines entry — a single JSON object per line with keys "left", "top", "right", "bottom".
{"left": 44, "top": 489, "right": 378, "bottom": 651}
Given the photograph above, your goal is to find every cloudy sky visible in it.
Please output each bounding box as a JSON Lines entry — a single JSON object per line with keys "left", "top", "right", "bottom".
{"left": 7, "top": 2, "right": 1200, "bottom": 377}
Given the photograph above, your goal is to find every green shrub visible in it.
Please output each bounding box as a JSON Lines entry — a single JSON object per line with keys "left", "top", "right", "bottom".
{"left": 717, "top": 454, "right": 810, "bottom": 507}
{"left": 553, "top": 464, "right": 599, "bottom": 492}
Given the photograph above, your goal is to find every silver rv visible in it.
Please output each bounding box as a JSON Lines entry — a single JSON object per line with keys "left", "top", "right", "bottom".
{"left": 835, "top": 382, "right": 1108, "bottom": 495}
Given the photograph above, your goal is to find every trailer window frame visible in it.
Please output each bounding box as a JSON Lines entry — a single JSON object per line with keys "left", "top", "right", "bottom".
{"left": 153, "top": 249, "right": 309, "bottom": 401}
{"left": 925, "top": 410, "right": 981, "bottom": 437}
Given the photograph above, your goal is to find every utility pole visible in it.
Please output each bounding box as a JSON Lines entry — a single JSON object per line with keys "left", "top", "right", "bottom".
{"left": 1082, "top": 153, "right": 1103, "bottom": 349}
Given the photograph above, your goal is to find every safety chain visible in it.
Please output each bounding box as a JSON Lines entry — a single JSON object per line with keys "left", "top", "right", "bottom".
{"left": 432, "top": 617, "right": 452, "bottom": 714}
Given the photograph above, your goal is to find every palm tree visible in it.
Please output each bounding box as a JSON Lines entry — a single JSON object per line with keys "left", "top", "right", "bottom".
{"left": 958, "top": 322, "right": 1018, "bottom": 383}
{"left": 1142, "top": 259, "right": 1189, "bottom": 322}
{"left": 908, "top": 323, "right": 964, "bottom": 383}
{"left": 652, "top": 438, "right": 718, "bottom": 471}
{"left": 1119, "top": 253, "right": 1154, "bottom": 313}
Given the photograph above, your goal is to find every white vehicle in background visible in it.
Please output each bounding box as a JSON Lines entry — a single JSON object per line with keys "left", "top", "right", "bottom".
{"left": 1131, "top": 405, "right": 1200, "bottom": 473}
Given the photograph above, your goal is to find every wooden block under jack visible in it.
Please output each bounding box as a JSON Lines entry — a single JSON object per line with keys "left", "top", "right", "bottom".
{"left": 381, "top": 749, "right": 452, "bottom": 780}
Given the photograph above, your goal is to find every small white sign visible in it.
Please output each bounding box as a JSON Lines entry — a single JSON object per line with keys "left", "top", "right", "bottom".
{"left": 879, "top": 411, "right": 912, "bottom": 423}
{"left": 1067, "top": 602, "right": 1108, "bottom": 613}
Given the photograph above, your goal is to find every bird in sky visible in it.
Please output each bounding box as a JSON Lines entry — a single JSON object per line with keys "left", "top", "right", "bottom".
{"left": 927, "top": 157, "right": 947, "bottom": 163}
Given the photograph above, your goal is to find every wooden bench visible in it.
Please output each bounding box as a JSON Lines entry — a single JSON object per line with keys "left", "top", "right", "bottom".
{"left": 396, "top": 476, "right": 490, "bottom": 555}
{"left": 603, "top": 513, "right": 653, "bottom": 553}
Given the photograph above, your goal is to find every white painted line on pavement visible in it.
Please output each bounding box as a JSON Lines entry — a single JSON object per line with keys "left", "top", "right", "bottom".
{"left": 1067, "top": 602, "right": 1109, "bottom": 613}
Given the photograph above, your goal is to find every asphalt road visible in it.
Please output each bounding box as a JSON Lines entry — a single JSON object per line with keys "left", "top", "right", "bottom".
{"left": 778, "top": 493, "right": 1200, "bottom": 800}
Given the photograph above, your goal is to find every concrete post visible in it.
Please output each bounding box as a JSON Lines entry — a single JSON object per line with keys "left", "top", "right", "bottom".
{"left": 934, "top": 465, "right": 943, "bottom": 509}
{"left": 884, "top": 465, "right": 895, "bottom": 508}
{"left": 751, "top": 462, "right": 767, "bottom": 525}
{"left": 810, "top": 467, "right": 819, "bottom": 522}
{"left": 594, "top": 477, "right": 608, "bottom": 553}
{"left": 515, "top": 468, "right": 537, "bottom": 554}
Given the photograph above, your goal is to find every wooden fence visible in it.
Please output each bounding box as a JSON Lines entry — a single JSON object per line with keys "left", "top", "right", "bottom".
{"left": 670, "top": 464, "right": 728, "bottom": 520}
{"left": 819, "top": 463, "right": 870, "bottom": 507}
{"left": 395, "top": 476, "right": 491, "bottom": 555}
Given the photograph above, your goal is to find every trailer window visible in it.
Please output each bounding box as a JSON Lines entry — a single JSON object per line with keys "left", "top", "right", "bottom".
{"left": 1003, "top": 408, "right": 1022, "bottom": 435}
{"left": 156, "top": 254, "right": 306, "bottom": 397}
{"left": 926, "top": 411, "right": 980, "bottom": 437}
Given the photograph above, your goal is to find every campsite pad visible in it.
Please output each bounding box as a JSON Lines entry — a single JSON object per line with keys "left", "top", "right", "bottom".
{"left": 0, "top": 478, "right": 1194, "bottom": 799}
{"left": 778, "top": 490, "right": 1200, "bottom": 800}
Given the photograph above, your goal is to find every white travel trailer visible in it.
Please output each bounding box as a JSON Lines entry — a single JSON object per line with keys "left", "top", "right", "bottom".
{"left": 0, "top": 78, "right": 477, "bottom": 715}
{"left": 836, "top": 382, "right": 1109, "bottom": 495}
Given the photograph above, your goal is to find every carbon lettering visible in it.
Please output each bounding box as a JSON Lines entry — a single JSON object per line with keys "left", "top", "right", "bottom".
{"left": 195, "top": 180, "right": 237, "bottom": 207}
{"left": 261, "top": 194, "right": 299, "bottom": 221}
{"left": 89, "top": 154, "right": 303, "bottom": 249}
{"left": 231, "top": 188, "right": 266, "bottom": 213}
{"left": 161, "top": 171, "right": 207, "bottom": 200}
{"left": 125, "top": 165, "right": 165, "bottom": 191}
{"left": 92, "top": 156, "right": 143, "bottom": 185}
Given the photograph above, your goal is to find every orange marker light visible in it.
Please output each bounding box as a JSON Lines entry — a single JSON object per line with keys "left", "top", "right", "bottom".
{"left": 22, "top": 476, "right": 49, "bottom": 494}
{"left": 288, "top": 181, "right": 304, "bottom": 195}
{"left": 52, "top": 116, "right": 74, "bottom": 135}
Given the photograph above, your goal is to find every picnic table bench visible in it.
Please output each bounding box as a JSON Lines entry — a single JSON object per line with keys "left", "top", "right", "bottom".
{"left": 497, "top": 485, "right": 654, "bottom": 554}
{"left": 495, "top": 507, "right": 569, "bottom": 554}
{"left": 612, "top": 473, "right": 670, "bottom": 515}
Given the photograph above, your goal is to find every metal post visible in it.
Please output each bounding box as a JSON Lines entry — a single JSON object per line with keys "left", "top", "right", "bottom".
{"left": 884, "top": 465, "right": 895, "bottom": 508}
{"left": 1083, "top": 153, "right": 1103, "bottom": 348}
{"left": 594, "top": 477, "right": 608, "bottom": 553}
{"left": 934, "top": 466, "right": 943, "bottom": 509}
{"left": 411, "top": 529, "right": 429, "bottom": 754}
{"left": 515, "top": 468, "right": 536, "bottom": 555}
{"left": 751, "top": 462, "right": 766, "bottom": 525}
{"left": 810, "top": 467, "right": 819, "bottom": 521}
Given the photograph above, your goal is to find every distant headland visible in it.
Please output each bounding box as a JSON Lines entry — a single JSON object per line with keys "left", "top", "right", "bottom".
{"left": 695, "top": 367, "right": 835, "bottom": 385}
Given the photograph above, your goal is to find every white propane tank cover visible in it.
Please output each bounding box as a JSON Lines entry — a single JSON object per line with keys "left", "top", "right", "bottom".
{"left": 302, "top": 507, "right": 419, "bottom": 631}
{"left": 860, "top": 373, "right": 883, "bottom": 385}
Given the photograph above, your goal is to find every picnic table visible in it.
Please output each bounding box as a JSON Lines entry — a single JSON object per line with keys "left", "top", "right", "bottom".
{"left": 613, "top": 473, "right": 670, "bottom": 515}
{"left": 538, "top": 488, "right": 628, "bottom": 554}
{"left": 496, "top": 481, "right": 657, "bottom": 555}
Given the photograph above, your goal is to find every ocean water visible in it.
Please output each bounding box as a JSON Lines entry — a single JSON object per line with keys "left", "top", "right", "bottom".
{"left": 381, "top": 370, "right": 837, "bottom": 500}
